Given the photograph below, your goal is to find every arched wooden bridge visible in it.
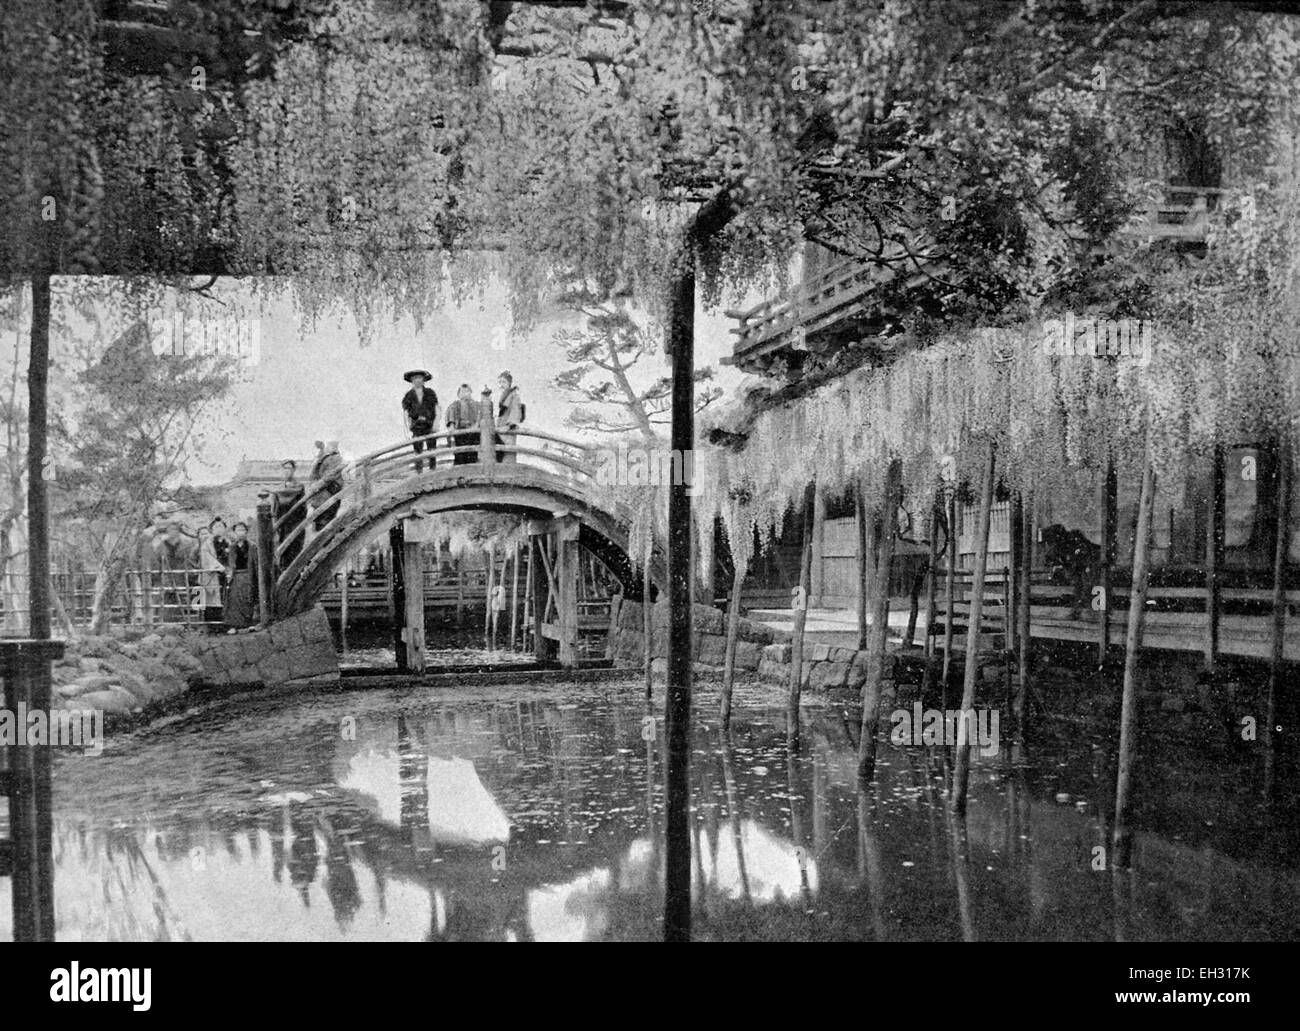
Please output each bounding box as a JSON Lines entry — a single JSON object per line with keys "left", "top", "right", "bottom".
{"left": 256, "top": 408, "right": 665, "bottom": 666}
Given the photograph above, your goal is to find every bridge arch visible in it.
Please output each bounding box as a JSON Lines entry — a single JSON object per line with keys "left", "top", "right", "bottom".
{"left": 272, "top": 437, "right": 666, "bottom": 619}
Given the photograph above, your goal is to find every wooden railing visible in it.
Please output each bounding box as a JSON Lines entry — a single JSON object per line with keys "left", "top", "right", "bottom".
{"left": 0, "top": 568, "right": 228, "bottom": 635}
{"left": 727, "top": 185, "right": 1226, "bottom": 366}
{"left": 725, "top": 255, "right": 937, "bottom": 368}
{"left": 929, "top": 566, "right": 1300, "bottom": 661}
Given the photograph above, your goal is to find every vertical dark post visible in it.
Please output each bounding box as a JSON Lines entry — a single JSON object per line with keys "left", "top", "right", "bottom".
{"left": 643, "top": 549, "right": 654, "bottom": 698}
{"left": 28, "top": 273, "right": 51, "bottom": 640}
{"left": 859, "top": 459, "right": 902, "bottom": 775}
{"left": 1204, "top": 444, "right": 1225, "bottom": 674}
{"left": 1098, "top": 459, "right": 1117, "bottom": 666}
{"left": 1002, "top": 565, "right": 1013, "bottom": 715}
{"left": 952, "top": 440, "right": 996, "bottom": 813}
{"left": 664, "top": 255, "right": 695, "bottom": 942}
{"left": 720, "top": 559, "right": 745, "bottom": 727}
{"left": 256, "top": 493, "right": 275, "bottom": 628}
{"left": 455, "top": 556, "right": 465, "bottom": 628}
{"left": 522, "top": 543, "right": 534, "bottom": 654}
{"left": 920, "top": 495, "right": 941, "bottom": 699}
{"left": 810, "top": 487, "right": 826, "bottom": 608}
{"left": 509, "top": 543, "right": 520, "bottom": 651}
{"left": 404, "top": 534, "right": 426, "bottom": 673}
{"left": 3, "top": 639, "right": 65, "bottom": 942}
{"left": 941, "top": 489, "right": 958, "bottom": 708}
{"left": 339, "top": 559, "right": 350, "bottom": 655}
{"left": 1114, "top": 456, "right": 1157, "bottom": 867}
{"left": 1265, "top": 437, "right": 1291, "bottom": 799}
{"left": 478, "top": 389, "right": 496, "bottom": 466}
{"left": 389, "top": 523, "right": 407, "bottom": 672}
{"left": 533, "top": 536, "right": 551, "bottom": 662}
{"left": 855, "top": 485, "right": 869, "bottom": 651}
{"left": 484, "top": 542, "right": 495, "bottom": 652}
{"left": 788, "top": 480, "right": 817, "bottom": 713}
{"left": 1014, "top": 491, "right": 1033, "bottom": 730}
{"left": 556, "top": 520, "right": 580, "bottom": 668}
{"left": 15, "top": 272, "right": 59, "bottom": 939}
{"left": 1010, "top": 493, "right": 1024, "bottom": 665}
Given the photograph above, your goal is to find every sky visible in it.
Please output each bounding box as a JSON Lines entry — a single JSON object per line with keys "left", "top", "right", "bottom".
{"left": 6, "top": 272, "right": 758, "bottom": 486}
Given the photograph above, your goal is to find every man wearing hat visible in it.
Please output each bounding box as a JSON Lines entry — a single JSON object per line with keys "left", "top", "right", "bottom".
{"left": 401, "top": 369, "right": 439, "bottom": 473}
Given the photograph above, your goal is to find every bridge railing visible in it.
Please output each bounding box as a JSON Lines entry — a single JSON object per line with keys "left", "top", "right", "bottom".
{"left": 269, "top": 417, "right": 600, "bottom": 570}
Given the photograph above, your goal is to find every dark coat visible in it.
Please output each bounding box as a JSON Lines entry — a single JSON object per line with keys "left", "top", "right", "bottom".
{"left": 402, "top": 387, "right": 439, "bottom": 428}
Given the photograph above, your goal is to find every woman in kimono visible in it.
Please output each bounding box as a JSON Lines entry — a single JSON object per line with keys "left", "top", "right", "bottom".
{"left": 224, "top": 521, "right": 258, "bottom": 632}
{"left": 197, "top": 526, "right": 225, "bottom": 623}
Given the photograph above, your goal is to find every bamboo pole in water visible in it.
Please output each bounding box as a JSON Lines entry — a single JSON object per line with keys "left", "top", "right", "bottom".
{"left": 810, "top": 486, "right": 826, "bottom": 607}
{"left": 523, "top": 539, "right": 536, "bottom": 656}
{"left": 1014, "top": 490, "right": 1033, "bottom": 731}
{"left": 858, "top": 459, "right": 903, "bottom": 775}
{"left": 340, "top": 559, "right": 350, "bottom": 654}
{"left": 1113, "top": 455, "right": 1157, "bottom": 866}
{"left": 720, "top": 558, "right": 745, "bottom": 728}
{"left": 941, "top": 489, "right": 957, "bottom": 708}
{"left": 454, "top": 557, "right": 464, "bottom": 628}
{"left": 788, "top": 481, "right": 817, "bottom": 713}
{"left": 856, "top": 485, "right": 869, "bottom": 651}
{"left": 498, "top": 546, "right": 510, "bottom": 650}
{"left": 951, "top": 440, "right": 996, "bottom": 814}
{"left": 510, "top": 542, "right": 520, "bottom": 652}
{"left": 920, "top": 495, "right": 941, "bottom": 700}
{"left": 484, "top": 543, "right": 495, "bottom": 651}
{"left": 1265, "top": 437, "right": 1291, "bottom": 799}
{"left": 389, "top": 525, "right": 406, "bottom": 672}
{"left": 644, "top": 545, "right": 654, "bottom": 699}
{"left": 1204, "top": 444, "right": 1225, "bottom": 673}
{"left": 1002, "top": 565, "right": 1013, "bottom": 716}
{"left": 1098, "top": 458, "right": 1117, "bottom": 667}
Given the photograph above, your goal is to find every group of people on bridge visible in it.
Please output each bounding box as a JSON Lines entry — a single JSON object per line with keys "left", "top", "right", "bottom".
{"left": 402, "top": 369, "right": 525, "bottom": 473}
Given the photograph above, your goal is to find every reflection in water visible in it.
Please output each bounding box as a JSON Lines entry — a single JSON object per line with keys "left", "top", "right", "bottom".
{"left": 3, "top": 680, "right": 1297, "bottom": 941}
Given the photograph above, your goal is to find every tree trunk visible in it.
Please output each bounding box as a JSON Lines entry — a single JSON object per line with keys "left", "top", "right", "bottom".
{"left": 1265, "top": 437, "right": 1291, "bottom": 799}
{"left": 1113, "top": 457, "right": 1157, "bottom": 867}
{"left": 720, "top": 558, "right": 746, "bottom": 728}
{"left": 788, "top": 481, "right": 817, "bottom": 713}
{"left": 951, "top": 440, "right": 996, "bottom": 814}
{"left": 858, "top": 458, "right": 903, "bottom": 776}
{"left": 27, "top": 272, "right": 51, "bottom": 640}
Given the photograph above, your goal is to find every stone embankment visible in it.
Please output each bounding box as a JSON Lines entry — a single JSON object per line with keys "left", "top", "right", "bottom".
{"left": 610, "top": 600, "right": 895, "bottom": 692}
{"left": 49, "top": 606, "right": 338, "bottom": 721}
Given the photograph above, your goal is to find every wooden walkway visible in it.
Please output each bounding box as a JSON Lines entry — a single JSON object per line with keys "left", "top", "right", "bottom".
{"left": 933, "top": 569, "right": 1300, "bottom": 663}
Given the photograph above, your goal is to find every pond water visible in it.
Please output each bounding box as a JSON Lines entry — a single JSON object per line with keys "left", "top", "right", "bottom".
{"left": 2, "top": 677, "right": 1297, "bottom": 941}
